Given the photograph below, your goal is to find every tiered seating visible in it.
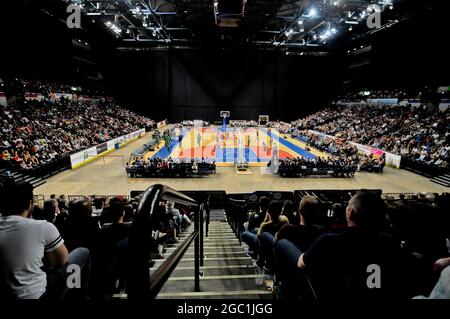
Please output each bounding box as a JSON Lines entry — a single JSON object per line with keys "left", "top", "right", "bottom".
{"left": 229, "top": 190, "right": 450, "bottom": 300}
{"left": 2, "top": 185, "right": 449, "bottom": 300}
{"left": 0, "top": 78, "right": 155, "bottom": 180}
{"left": 291, "top": 103, "right": 450, "bottom": 177}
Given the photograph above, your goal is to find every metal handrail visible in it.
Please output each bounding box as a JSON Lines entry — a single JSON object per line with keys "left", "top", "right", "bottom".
{"left": 127, "top": 184, "right": 199, "bottom": 299}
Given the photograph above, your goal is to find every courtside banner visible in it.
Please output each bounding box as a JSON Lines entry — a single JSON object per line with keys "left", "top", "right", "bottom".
{"left": 352, "top": 142, "right": 401, "bottom": 168}
{"left": 70, "top": 128, "right": 145, "bottom": 169}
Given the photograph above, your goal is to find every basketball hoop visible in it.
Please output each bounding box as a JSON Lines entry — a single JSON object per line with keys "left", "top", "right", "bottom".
{"left": 220, "top": 110, "right": 230, "bottom": 118}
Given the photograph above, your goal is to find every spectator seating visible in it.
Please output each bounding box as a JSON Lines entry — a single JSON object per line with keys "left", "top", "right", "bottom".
{"left": 0, "top": 79, "right": 155, "bottom": 180}
{"left": 290, "top": 103, "right": 449, "bottom": 176}
{"left": 126, "top": 158, "right": 216, "bottom": 178}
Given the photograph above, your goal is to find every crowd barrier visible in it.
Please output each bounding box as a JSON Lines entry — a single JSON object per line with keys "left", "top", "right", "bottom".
{"left": 70, "top": 128, "right": 146, "bottom": 169}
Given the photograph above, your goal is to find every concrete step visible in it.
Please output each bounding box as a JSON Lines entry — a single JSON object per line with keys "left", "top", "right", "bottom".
{"left": 151, "top": 265, "right": 255, "bottom": 277}
{"left": 430, "top": 177, "right": 450, "bottom": 187}
{"left": 160, "top": 251, "right": 248, "bottom": 258}
{"left": 114, "top": 290, "right": 272, "bottom": 299}
{"left": 159, "top": 275, "right": 262, "bottom": 293}
{"left": 152, "top": 257, "right": 253, "bottom": 267}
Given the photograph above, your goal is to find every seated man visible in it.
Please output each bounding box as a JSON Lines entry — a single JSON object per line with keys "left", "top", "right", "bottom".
{"left": 297, "top": 192, "right": 408, "bottom": 300}
{"left": 277, "top": 196, "right": 324, "bottom": 252}
{"left": 0, "top": 182, "right": 88, "bottom": 299}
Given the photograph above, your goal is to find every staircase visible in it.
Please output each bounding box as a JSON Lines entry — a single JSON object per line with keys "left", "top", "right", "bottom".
{"left": 0, "top": 168, "right": 46, "bottom": 188}
{"left": 152, "top": 209, "right": 272, "bottom": 299}
{"left": 430, "top": 173, "right": 450, "bottom": 187}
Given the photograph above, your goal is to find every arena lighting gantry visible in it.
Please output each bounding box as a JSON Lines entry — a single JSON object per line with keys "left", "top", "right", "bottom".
{"left": 30, "top": 0, "right": 433, "bottom": 52}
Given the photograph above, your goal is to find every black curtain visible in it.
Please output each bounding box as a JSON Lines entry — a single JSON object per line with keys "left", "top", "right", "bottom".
{"left": 104, "top": 49, "right": 342, "bottom": 122}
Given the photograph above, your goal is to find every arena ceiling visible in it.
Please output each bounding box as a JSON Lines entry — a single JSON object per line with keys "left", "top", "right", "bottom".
{"left": 23, "top": 0, "right": 441, "bottom": 53}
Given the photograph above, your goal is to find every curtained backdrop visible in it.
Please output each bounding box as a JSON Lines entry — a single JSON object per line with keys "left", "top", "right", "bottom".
{"left": 103, "top": 50, "right": 343, "bottom": 122}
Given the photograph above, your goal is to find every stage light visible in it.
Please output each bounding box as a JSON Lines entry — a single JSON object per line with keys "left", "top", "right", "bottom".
{"left": 308, "top": 8, "right": 317, "bottom": 17}
{"left": 349, "top": 26, "right": 353, "bottom": 31}
{"left": 298, "top": 19, "right": 303, "bottom": 25}
{"left": 105, "top": 21, "right": 112, "bottom": 27}
{"left": 331, "top": 28, "right": 337, "bottom": 34}
{"left": 285, "top": 29, "right": 293, "bottom": 36}
{"left": 389, "top": 5, "right": 394, "bottom": 10}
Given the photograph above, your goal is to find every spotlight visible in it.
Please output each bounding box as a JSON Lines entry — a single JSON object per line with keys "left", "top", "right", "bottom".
{"left": 308, "top": 8, "right": 317, "bottom": 17}
{"left": 331, "top": 28, "right": 337, "bottom": 34}
{"left": 298, "top": 20, "right": 303, "bottom": 25}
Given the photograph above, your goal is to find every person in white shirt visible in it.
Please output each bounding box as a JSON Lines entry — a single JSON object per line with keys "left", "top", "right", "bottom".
{"left": 0, "top": 182, "right": 89, "bottom": 299}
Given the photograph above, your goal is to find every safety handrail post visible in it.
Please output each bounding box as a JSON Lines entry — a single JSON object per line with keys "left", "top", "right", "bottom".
{"left": 194, "top": 203, "right": 200, "bottom": 292}
{"left": 199, "top": 204, "right": 204, "bottom": 267}
{"left": 205, "top": 199, "right": 210, "bottom": 238}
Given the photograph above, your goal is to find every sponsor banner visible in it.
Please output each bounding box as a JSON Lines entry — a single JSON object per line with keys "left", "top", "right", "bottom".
{"left": 25, "top": 92, "right": 46, "bottom": 101}
{"left": 157, "top": 120, "right": 167, "bottom": 129}
{"left": 70, "top": 128, "right": 145, "bottom": 169}
{"left": 408, "top": 99, "right": 422, "bottom": 107}
{"left": 308, "top": 130, "right": 401, "bottom": 169}
{"left": 366, "top": 98, "right": 398, "bottom": 105}
{"left": 337, "top": 101, "right": 367, "bottom": 106}
{"left": 96, "top": 142, "right": 108, "bottom": 154}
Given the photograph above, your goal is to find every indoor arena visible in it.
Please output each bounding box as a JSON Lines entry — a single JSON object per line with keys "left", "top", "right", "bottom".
{"left": 1, "top": 0, "right": 449, "bottom": 308}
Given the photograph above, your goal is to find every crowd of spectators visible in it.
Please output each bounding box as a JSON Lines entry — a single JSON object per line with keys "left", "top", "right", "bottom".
{"left": 0, "top": 82, "right": 155, "bottom": 175}
{"left": 0, "top": 78, "right": 106, "bottom": 99}
{"left": 339, "top": 88, "right": 408, "bottom": 102}
{"left": 181, "top": 120, "right": 210, "bottom": 127}
{"left": 278, "top": 156, "right": 359, "bottom": 177}
{"left": 291, "top": 104, "right": 450, "bottom": 172}
{"left": 0, "top": 182, "right": 144, "bottom": 299}
{"left": 239, "top": 191, "right": 450, "bottom": 299}
{"left": 266, "top": 121, "right": 292, "bottom": 134}
{"left": 126, "top": 156, "right": 216, "bottom": 178}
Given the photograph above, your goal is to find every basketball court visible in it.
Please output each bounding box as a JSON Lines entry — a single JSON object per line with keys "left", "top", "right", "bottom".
{"left": 34, "top": 128, "right": 449, "bottom": 197}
